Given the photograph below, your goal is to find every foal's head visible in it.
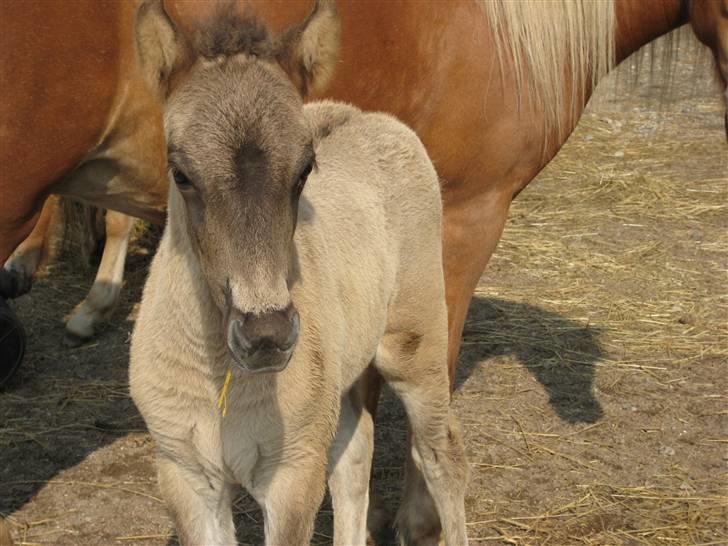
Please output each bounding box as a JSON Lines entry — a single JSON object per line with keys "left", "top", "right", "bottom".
{"left": 136, "top": 0, "right": 339, "bottom": 372}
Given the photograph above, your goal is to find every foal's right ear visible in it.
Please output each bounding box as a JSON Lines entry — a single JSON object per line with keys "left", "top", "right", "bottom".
{"left": 135, "top": 0, "right": 188, "bottom": 99}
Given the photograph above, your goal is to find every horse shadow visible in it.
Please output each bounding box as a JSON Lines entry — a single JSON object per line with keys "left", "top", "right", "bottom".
{"left": 455, "top": 295, "right": 605, "bottom": 424}
{"left": 0, "top": 234, "right": 155, "bottom": 518}
{"left": 1, "top": 252, "right": 605, "bottom": 543}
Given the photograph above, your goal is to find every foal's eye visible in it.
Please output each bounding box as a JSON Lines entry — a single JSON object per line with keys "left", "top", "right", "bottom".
{"left": 294, "top": 161, "right": 314, "bottom": 196}
{"left": 170, "top": 166, "right": 193, "bottom": 190}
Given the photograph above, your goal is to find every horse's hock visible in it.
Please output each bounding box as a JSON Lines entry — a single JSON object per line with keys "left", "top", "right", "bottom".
{"left": 0, "top": 297, "right": 25, "bottom": 386}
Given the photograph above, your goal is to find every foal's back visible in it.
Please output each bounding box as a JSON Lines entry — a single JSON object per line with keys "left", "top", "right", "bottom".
{"left": 293, "top": 101, "right": 444, "bottom": 386}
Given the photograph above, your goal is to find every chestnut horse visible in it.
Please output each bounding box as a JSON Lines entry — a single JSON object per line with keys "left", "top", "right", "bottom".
{"left": 1, "top": 0, "right": 725, "bottom": 384}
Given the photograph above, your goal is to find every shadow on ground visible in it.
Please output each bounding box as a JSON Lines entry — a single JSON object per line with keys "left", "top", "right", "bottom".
{"left": 0, "top": 245, "right": 152, "bottom": 517}
{"left": 456, "top": 295, "right": 605, "bottom": 424}
{"left": 1, "top": 270, "right": 605, "bottom": 540}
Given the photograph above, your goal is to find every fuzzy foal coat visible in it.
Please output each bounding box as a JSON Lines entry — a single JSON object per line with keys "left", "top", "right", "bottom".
{"left": 130, "top": 101, "right": 466, "bottom": 545}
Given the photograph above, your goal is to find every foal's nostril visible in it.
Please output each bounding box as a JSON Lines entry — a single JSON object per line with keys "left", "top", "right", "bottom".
{"left": 225, "top": 305, "right": 299, "bottom": 371}
{"left": 227, "top": 319, "right": 252, "bottom": 356}
{"left": 281, "top": 310, "right": 300, "bottom": 351}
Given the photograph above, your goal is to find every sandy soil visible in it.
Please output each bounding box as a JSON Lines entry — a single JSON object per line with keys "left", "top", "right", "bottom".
{"left": 1, "top": 32, "right": 726, "bottom": 546}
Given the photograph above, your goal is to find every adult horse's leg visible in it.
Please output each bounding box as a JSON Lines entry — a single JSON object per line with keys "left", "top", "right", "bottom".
{"left": 0, "top": 296, "right": 26, "bottom": 387}
{"left": 64, "top": 210, "right": 133, "bottom": 346}
{"left": 689, "top": 0, "right": 728, "bottom": 138}
{"left": 0, "top": 195, "right": 60, "bottom": 299}
{"left": 442, "top": 187, "right": 513, "bottom": 387}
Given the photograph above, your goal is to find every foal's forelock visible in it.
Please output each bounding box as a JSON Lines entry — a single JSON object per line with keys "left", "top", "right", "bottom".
{"left": 192, "top": 8, "right": 275, "bottom": 60}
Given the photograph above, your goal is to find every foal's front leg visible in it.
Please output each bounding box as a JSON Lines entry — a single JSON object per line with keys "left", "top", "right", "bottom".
{"left": 253, "top": 453, "right": 328, "bottom": 546}
{"left": 328, "top": 382, "right": 374, "bottom": 546}
{"left": 157, "top": 455, "right": 236, "bottom": 546}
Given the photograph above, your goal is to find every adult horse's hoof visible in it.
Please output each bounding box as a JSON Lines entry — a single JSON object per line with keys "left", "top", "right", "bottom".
{"left": 0, "top": 297, "right": 26, "bottom": 387}
{"left": 0, "top": 267, "right": 32, "bottom": 299}
{"left": 63, "top": 330, "right": 88, "bottom": 348}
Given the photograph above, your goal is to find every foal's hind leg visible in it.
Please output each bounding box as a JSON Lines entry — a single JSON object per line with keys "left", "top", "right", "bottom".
{"left": 375, "top": 329, "right": 469, "bottom": 546}
{"left": 328, "top": 377, "right": 374, "bottom": 546}
{"left": 65, "top": 210, "right": 133, "bottom": 346}
{"left": 397, "top": 425, "right": 441, "bottom": 546}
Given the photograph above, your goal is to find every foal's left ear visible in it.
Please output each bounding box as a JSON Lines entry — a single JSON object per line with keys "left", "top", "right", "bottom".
{"left": 135, "top": 0, "right": 189, "bottom": 99}
{"left": 275, "top": 0, "right": 340, "bottom": 96}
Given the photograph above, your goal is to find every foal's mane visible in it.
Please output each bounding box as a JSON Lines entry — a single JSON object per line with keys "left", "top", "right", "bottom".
{"left": 192, "top": 5, "right": 276, "bottom": 60}
{"left": 480, "top": 0, "right": 616, "bottom": 141}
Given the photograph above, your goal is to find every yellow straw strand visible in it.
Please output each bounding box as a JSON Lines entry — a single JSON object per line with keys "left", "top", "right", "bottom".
{"left": 217, "top": 367, "right": 232, "bottom": 417}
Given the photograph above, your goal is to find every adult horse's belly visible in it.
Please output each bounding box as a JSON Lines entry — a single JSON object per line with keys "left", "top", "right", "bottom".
{"left": 0, "top": 1, "right": 124, "bottom": 258}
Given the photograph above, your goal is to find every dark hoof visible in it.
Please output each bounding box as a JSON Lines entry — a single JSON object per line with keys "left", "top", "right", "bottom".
{"left": 0, "top": 297, "right": 26, "bottom": 388}
{"left": 367, "top": 491, "right": 396, "bottom": 546}
{"left": 0, "top": 268, "right": 32, "bottom": 299}
{"left": 63, "top": 331, "right": 89, "bottom": 348}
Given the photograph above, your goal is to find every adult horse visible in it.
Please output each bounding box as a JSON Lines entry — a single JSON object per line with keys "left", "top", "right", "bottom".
{"left": 0, "top": 0, "right": 168, "bottom": 382}
{"left": 0, "top": 0, "right": 725, "bottom": 384}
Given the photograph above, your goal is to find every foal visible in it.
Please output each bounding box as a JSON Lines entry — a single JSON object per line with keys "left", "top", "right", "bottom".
{"left": 130, "top": 2, "right": 468, "bottom": 545}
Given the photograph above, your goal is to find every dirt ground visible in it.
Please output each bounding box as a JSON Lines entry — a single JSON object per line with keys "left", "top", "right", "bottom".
{"left": 2, "top": 33, "right": 726, "bottom": 546}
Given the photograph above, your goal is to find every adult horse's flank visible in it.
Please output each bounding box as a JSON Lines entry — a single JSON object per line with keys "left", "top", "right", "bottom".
{"left": 130, "top": 1, "right": 467, "bottom": 543}
{"left": 1, "top": 1, "right": 725, "bottom": 380}
{"left": 0, "top": 0, "right": 167, "bottom": 264}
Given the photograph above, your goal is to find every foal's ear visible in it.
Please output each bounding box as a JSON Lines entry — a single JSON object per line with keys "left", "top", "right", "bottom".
{"left": 275, "top": 0, "right": 340, "bottom": 96}
{"left": 135, "top": 0, "right": 188, "bottom": 99}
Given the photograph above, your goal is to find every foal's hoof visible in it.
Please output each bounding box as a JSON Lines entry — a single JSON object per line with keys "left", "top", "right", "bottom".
{"left": 367, "top": 491, "right": 396, "bottom": 545}
{"left": 63, "top": 330, "right": 90, "bottom": 348}
{"left": 0, "top": 297, "right": 26, "bottom": 388}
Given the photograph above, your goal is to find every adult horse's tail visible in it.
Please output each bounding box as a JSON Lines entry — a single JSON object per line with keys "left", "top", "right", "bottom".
{"left": 479, "top": 0, "right": 616, "bottom": 142}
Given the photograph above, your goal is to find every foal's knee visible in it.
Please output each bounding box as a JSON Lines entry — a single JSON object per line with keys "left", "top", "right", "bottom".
{"left": 414, "top": 415, "right": 469, "bottom": 486}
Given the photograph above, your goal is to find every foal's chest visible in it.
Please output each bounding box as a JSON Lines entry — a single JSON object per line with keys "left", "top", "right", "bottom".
{"left": 217, "top": 380, "right": 284, "bottom": 488}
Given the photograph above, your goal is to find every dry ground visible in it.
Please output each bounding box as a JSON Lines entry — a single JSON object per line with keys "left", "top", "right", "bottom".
{"left": 2, "top": 33, "right": 727, "bottom": 545}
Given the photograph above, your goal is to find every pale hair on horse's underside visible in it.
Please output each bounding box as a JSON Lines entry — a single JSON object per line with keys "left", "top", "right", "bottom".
{"left": 480, "top": 0, "right": 616, "bottom": 140}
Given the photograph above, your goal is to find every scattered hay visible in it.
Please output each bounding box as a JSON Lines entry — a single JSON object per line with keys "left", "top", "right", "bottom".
{"left": 466, "top": 484, "right": 728, "bottom": 545}
{"left": 457, "top": 32, "right": 726, "bottom": 546}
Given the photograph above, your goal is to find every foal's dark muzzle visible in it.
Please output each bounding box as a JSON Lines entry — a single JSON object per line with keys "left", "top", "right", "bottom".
{"left": 226, "top": 304, "right": 299, "bottom": 373}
